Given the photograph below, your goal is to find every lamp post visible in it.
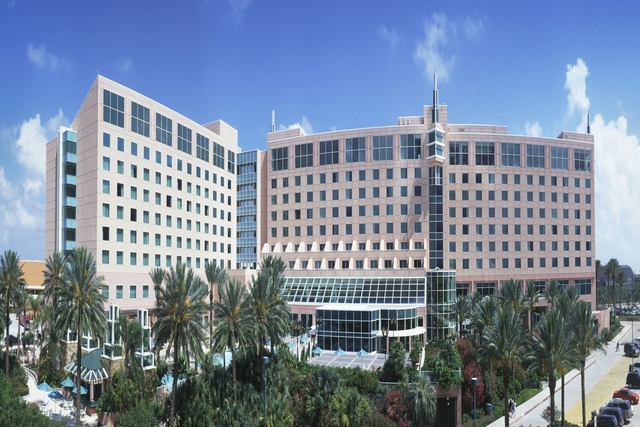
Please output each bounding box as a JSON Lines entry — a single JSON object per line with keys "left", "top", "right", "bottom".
{"left": 471, "top": 377, "right": 478, "bottom": 427}
{"left": 382, "top": 327, "right": 389, "bottom": 360}
{"left": 263, "top": 356, "right": 269, "bottom": 427}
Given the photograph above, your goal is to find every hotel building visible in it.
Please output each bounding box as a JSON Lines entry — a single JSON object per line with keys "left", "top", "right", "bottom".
{"left": 46, "top": 75, "right": 602, "bottom": 355}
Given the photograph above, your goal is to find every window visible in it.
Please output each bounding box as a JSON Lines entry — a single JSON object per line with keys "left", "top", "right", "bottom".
{"left": 346, "top": 137, "right": 365, "bottom": 163}
{"left": 103, "top": 89, "right": 124, "bottom": 127}
{"left": 131, "top": 101, "right": 150, "bottom": 137}
{"left": 156, "top": 113, "right": 172, "bottom": 146}
{"left": 475, "top": 142, "right": 495, "bottom": 165}
{"left": 319, "top": 140, "right": 339, "bottom": 165}
{"left": 526, "top": 144, "right": 545, "bottom": 168}
{"left": 400, "top": 134, "right": 421, "bottom": 159}
{"left": 449, "top": 141, "right": 469, "bottom": 165}
{"left": 501, "top": 142, "right": 520, "bottom": 166}
{"left": 295, "top": 143, "right": 313, "bottom": 168}
{"left": 102, "top": 156, "right": 110, "bottom": 171}
{"left": 212, "top": 142, "right": 225, "bottom": 169}
{"left": 176, "top": 124, "right": 192, "bottom": 154}
{"left": 550, "top": 146, "right": 568, "bottom": 170}
{"left": 196, "top": 134, "right": 209, "bottom": 162}
{"left": 373, "top": 135, "right": 393, "bottom": 161}
{"left": 271, "top": 147, "right": 288, "bottom": 171}
{"left": 574, "top": 148, "right": 591, "bottom": 171}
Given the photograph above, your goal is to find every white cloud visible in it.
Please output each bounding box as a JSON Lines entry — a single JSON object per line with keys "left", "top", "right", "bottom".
{"left": 0, "top": 111, "right": 69, "bottom": 259}
{"left": 26, "top": 43, "right": 70, "bottom": 72}
{"left": 378, "top": 25, "right": 399, "bottom": 49}
{"left": 413, "top": 13, "right": 484, "bottom": 83}
{"left": 114, "top": 57, "right": 134, "bottom": 73}
{"left": 563, "top": 58, "right": 640, "bottom": 266}
{"left": 565, "top": 58, "right": 589, "bottom": 118}
{"left": 278, "top": 116, "right": 314, "bottom": 135}
{"left": 226, "top": 0, "right": 253, "bottom": 20}
{"left": 524, "top": 121, "right": 543, "bottom": 137}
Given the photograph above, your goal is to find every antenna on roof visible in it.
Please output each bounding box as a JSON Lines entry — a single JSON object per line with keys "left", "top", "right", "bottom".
{"left": 432, "top": 72, "right": 439, "bottom": 124}
{"left": 97, "top": 67, "right": 100, "bottom": 76}
{"left": 271, "top": 110, "right": 275, "bottom": 133}
{"left": 587, "top": 110, "right": 591, "bottom": 134}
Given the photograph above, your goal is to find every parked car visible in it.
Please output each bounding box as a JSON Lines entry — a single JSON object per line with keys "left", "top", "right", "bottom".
{"left": 632, "top": 362, "right": 640, "bottom": 373}
{"left": 624, "top": 343, "right": 640, "bottom": 357}
{"left": 4, "top": 335, "right": 17, "bottom": 347}
{"left": 627, "top": 372, "right": 640, "bottom": 388}
{"left": 608, "top": 398, "right": 634, "bottom": 420}
{"left": 614, "top": 387, "right": 640, "bottom": 404}
{"left": 587, "top": 414, "right": 619, "bottom": 427}
{"left": 600, "top": 406, "right": 625, "bottom": 426}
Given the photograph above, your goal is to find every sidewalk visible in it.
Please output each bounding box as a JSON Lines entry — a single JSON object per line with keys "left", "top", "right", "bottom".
{"left": 488, "top": 323, "right": 631, "bottom": 427}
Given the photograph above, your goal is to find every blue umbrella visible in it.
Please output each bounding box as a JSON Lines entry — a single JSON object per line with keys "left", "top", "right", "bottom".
{"left": 356, "top": 349, "right": 369, "bottom": 357}
{"left": 287, "top": 341, "right": 295, "bottom": 348}
{"left": 300, "top": 335, "right": 308, "bottom": 343}
{"left": 312, "top": 347, "right": 323, "bottom": 355}
{"left": 212, "top": 353, "right": 224, "bottom": 367}
{"left": 334, "top": 348, "right": 345, "bottom": 356}
{"left": 37, "top": 381, "right": 53, "bottom": 392}
{"left": 60, "top": 377, "right": 74, "bottom": 388}
{"left": 48, "top": 390, "right": 64, "bottom": 400}
{"left": 72, "top": 385, "right": 88, "bottom": 395}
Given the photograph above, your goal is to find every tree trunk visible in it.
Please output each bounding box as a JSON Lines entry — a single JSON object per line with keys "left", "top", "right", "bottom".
{"left": 75, "top": 326, "right": 82, "bottom": 427}
{"left": 5, "top": 306, "right": 10, "bottom": 376}
{"left": 503, "top": 372, "right": 510, "bottom": 427}
{"left": 209, "top": 289, "right": 213, "bottom": 353}
{"left": 561, "top": 373, "right": 566, "bottom": 426}
{"left": 549, "top": 376, "right": 557, "bottom": 427}
{"left": 170, "top": 333, "right": 179, "bottom": 427}
{"left": 580, "top": 365, "right": 586, "bottom": 427}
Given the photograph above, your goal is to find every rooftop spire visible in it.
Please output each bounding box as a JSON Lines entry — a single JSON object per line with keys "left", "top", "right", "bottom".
{"left": 432, "top": 71, "right": 439, "bottom": 124}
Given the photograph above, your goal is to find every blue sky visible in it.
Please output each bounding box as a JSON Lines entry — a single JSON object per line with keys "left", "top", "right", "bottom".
{"left": 1, "top": 0, "right": 639, "bottom": 268}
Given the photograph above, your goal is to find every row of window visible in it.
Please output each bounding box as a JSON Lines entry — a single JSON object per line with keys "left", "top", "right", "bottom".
{"left": 449, "top": 224, "right": 592, "bottom": 236}
{"left": 274, "top": 241, "right": 425, "bottom": 252}
{"left": 101, "top": 250, "right": 229, "bottom": 269}
{"left": 451, "top": 207, "right": 592, "bottom": 220}
{"left": 285, "top": 259, "right": 425, "bottom": 269}
{"left": 101, "top": 227, "right": 232, "bottom": 248}
{"left": 103, "top": 90, "right": 235, "bottom": 172}
{"left": 102, "top": 132, "right": 234, "bottom": 186}
{"left": 449, "top": 256, "right": 593, "bottom": 270}
{"left": 457, "top": 279, "right": 592, "bottom": 296}
{"left": 269, "top": 186, "right": 425, "bottom": 204}
{"left": 449, "top": 141, "right": 591, "bottom": 171}
{"left": 101, "top": 180, "right": 233, "bottom": 216}
{"left": 271, "top": 204, "right": 424, "bottom": 221}
{"left": 271, "top": 134, "right": 423, "bottom": 172}
{"left": 104, "top": 284, "right": 152, "bottom": 300}
{"left": 270, "top": 222, "right": 423, "bottom": 238}
{"left": 449, "top": 189, "right": 592, "bottom": 204}
{"left": 450, "top": 240, "right": 593, "bottom": 252}
{"left": 101, "top": 204, "right": 234, "bottom": 232}
{"left": 270, "top": 167, "right": 423, "bottom": 188}
{"left": 450, "top": 172, "right": 591, "bottom": 188}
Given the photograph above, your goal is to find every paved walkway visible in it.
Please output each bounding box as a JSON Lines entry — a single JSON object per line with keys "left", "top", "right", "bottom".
{"left": 488, "top": 322, "right": 633, "bottom": 427}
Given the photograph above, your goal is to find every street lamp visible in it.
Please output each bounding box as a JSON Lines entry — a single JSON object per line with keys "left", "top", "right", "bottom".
{"left": 471, "top": 377, "right": 478, "bottom": 427}
{"left": 263, "top": 356, "right": 269, "bottom": 427}
{"left": 382, "top": 327, "right": 389, "bottom": 360}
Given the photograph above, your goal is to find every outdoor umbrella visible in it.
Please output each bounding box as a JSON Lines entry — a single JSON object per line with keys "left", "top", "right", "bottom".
{"left": 48, "top": 390, "right": 64, "bottom": 400}
{"left": 300, "top": 335, "right": 308, "bottom": 343}
{"left": 212, "top": 353, "right": 224, "bottom": 367}
{"left": 72, "top": 385, "right": 88, "bottom": 395}
{"left": 287, "top": 341, "right": 295, "bottom": 348}
{"left": 312, "top": 347, "right": 323, "bottom": 355}
{"left": 356, "top": 349, "right": 368, "bottom": 357}
{"left": 60, "top": 377, "right": 74, "bottom": 388}
{"left": 334, "top": 347, "right": 345, "bottom": 356}
{"left": 37, "top": 381, "right": 53, "bottom": 392}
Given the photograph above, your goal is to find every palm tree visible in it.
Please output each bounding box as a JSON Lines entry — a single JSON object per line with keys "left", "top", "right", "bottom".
{"left": 570, "top": 301, "right": 605, "bottom": 427}
{"left": 54, "top": 247, "right": 107, "bottom": 427}
{"left": 498, "top": 279, "right": 525, "bottom": 314}
{"left": 152, "top": 263, "right": 208, "bottom": 427}
{"left": 212, "top": 279, "right": 256, "bottom": 398}
{"left": 39, "top": 303, "right": 64, "bottom": 371}
{"left": 544, "top": 279, "right": 563, "bottom": 307}
{"left": 524, "top": 281, "right": 541, "bottom": 331}
{"left": 470, "top": 295, "right": 498, "bottom": 345}
{"left": 116, "top": 315, "right": 143, "bottom": 379}
{"left": 14, "top": 283, "right": 28, "bottom": 356}
{"left": 605, "top": 258, "right": 621, "bottom": 314}
{"left": 454, "top": 294, "right": 471, "bottom": 338}
{"left": 204, "top": 261, "right": 228, "bottom": 352}
{"left": 0, "top": 250, "right": 26, "bottom": 376}
{"left": 531, "top": 308, "right": 575, "bottom": 427}
{"left": 616, "top": 270, "right": 627, "bottom": 314}
{"left": 408, "top": 375, "right": 437, "bottom": 426}
{"left": 43, "top": 251, "right": 67, "bottom": 302}
{"left": 248, "top": 267, "right": 292, "bottom": 360}
{"left": 478, "top": 304, "right": 529, "bottom": 427}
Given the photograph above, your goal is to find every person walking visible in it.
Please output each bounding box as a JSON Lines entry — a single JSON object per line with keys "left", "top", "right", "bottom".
{"left": 617, "top": 341, "right": 620, "bottom": 352}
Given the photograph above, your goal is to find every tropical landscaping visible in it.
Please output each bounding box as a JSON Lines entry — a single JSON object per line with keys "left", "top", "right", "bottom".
{"left": 0, "top": 248, "right": 625, "bottom": 426}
